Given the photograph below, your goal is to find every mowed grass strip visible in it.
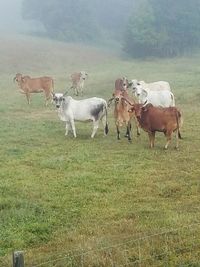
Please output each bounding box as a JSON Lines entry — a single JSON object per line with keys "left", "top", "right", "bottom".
{"left": 0, "top": 35, "right": 200, "bottom": 266}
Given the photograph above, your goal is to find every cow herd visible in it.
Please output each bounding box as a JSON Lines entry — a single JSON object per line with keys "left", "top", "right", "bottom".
{"left": 13, "top": 72, "right": 183, "bottom": 150}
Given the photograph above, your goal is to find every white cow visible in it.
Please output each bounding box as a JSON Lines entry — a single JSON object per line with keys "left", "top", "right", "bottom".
{"left": 130, "top": 80, "right": 171, "bottom": 94}
{"left": 129, "top": 80, "right": 175, "bottom": 107}
{"left": 136, "top": 88, "right": 175, "bottom": 107}
{"left": 70, "top": 71, "right": 88, "bottom": 96}
{"left": 52, "top": 93, "right": 108, "bottom": 138}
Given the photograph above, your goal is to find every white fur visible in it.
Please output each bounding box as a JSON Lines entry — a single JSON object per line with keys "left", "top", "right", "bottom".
{"left": 130, "top": 80, "right": 175, "bottom": 107}
{"left": 53, "top": 93, "right": 108, "bottom": 138}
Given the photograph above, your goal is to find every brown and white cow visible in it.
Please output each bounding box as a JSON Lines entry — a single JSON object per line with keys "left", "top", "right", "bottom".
{"left": 110, "top": 81, "right": 139, "bottom": 141}
{"left": 13, "top": 73, "right": 54, "bottom": 105}
{"left": 70, "top": 71, "right": 88, "bottom": 96}
{"left": 128, "top": 103, "right": 183, "bottom": 149}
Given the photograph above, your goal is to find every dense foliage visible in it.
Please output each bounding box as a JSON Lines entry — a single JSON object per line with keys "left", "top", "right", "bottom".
{"left": 124, "top": 0, "right": 200, "bottom": 57}
{"left": 22, "top": 0, "right": 200, "bottom": 57}
{"left": 22, "top": 0, "right": 134, "bottom": 42}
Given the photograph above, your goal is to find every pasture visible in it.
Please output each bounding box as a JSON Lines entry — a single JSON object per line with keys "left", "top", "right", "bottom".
{"left": 0, "top": 35, "right": 200, "bottom": 266}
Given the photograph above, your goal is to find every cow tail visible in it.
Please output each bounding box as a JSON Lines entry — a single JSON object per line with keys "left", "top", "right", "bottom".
{"left": 171, "top": 92, "right": 175, "bottom": 107}
{"left": 175, "top": 109, "right": 183, "bottom": 139}
{"left": 104, "top": 102, "right": 109, "bottom": 135}
{"left": 52, "top": 79, "right": 55, "bottom": 93}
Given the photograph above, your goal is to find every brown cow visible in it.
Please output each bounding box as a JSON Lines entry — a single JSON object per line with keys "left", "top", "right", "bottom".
{"left": 13, "top": 73, "right": 54, "bottom": 105}
{"left": 128, "top": 103, "right": 183, "bottom": 149}
{"left": 112, "top": 85, "right": 139, "bottom": 141}
{"left": 70, "top": 71, "right": 88, "bottom": 96}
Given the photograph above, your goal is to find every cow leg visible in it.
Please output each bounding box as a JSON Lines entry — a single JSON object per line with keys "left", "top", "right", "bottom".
{"left": 164, "top": 131, "right": 172, "bottom": 149}
{"left": 65, "top": 122, "right": 71, "bottom": 136}
{"left": 134, "top": 116, "right": 140, "bottom": 136}
{"left": 25, "top": 93, "right": 30, "bottom": 104}
{"left": 80, "top": 85, "right": 84, "bottom": 96}
{"left": 44, "top": 90, "right": 51, "bottom": 106}
{"left": 75, "top": 87, "right": 79, "bottom": 96}
{"left": 126, "top": 122, "right": 132, "bottom": 142}
{"left": 116, "top": 125, "right": 120, "bottom": 140}
{"left": 125, "top": 123, "right": 131, "bottom": 137}
{"left": 69, "top": 119, "right": 76, "bottom": 138}
{"left": 136, "top": 126, "right": 141, "bottom": 136}
{"left": 148, "top": 132, "right": 155, "bottom": 148}
{"left": 91, "top": 121, "right": 99, "bottom": 138}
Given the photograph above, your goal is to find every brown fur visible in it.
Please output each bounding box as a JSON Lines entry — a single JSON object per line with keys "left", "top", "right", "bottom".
{"left": 113, "top": 87, "right": 139, "bottom": 141}
{"left": 130, "top": 104, "right": 183, "bottom": 149}
{"left": 14, "top": 73, "right": 54, "bottom": 105}
{"left": 70, "top": 71, "right": 88, "bottom": 96}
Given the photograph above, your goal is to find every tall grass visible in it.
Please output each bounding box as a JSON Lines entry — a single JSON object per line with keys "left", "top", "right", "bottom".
{"left": 0, "top": 34, "right": 200, "bottom": 266}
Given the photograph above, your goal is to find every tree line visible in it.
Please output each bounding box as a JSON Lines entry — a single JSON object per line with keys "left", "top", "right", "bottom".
{"left": 22, "top": 0, "right": 200, "bottom": 58}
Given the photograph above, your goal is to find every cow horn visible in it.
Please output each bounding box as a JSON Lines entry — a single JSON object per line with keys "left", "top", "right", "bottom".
{"left": 107, "top": 97, "right": 114, "bottom": 107}
{"left": 63, "top": 90, "right": 68, "bottom": 96}
{"left": 13, "top": 76, "right": 16, "bottom": 82}
{"left": 142, "top": 100, "right": 148, "bottom": 106}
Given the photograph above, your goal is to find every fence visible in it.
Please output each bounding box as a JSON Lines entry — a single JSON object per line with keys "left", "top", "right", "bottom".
{"left": 1, "top": 223, "right": 200, "bottom": 267}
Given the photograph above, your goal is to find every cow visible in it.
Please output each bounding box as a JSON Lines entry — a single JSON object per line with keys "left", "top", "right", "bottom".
{"left": 70, "top": 71, "right": 88, "bottom": 96}
{"left": 13, "top": 73, "right": 54, "bottom": 105}
{"left": 109, "top": 85, "right": 139, "bottom": 141}
{"left": 52, "top": 93, "right": 108, "bottom": 138}
{"left": 129, "top": 80, "right": 175, "bottom": 107}
{"left": 129, "top": 80, "right": 171, "bottom": 93}
{"left": 115, "top": 77, "right": 129, "bottom": 91}
{"left": 128, "top": 102, "right": 183, "bottom": 149}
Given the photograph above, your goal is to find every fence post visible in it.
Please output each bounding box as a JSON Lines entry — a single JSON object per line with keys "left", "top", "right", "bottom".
{"left": 12, "top": 251, "right": 25, "bottom": 267}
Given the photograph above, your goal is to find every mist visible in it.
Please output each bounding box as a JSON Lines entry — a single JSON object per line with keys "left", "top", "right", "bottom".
{"left": 0, "top": 0, "right": 200, "bottom": 58}
{"left": 0, "top": 0, "right": 40, "bottom": 34}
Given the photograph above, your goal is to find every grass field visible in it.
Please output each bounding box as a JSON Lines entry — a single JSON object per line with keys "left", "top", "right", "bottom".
{"left": 0, "top": 34, "right": 200, "bottom": 266}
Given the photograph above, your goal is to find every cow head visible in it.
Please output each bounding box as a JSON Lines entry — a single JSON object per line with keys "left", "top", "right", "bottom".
{"left": 129, "top": 102, "right": 149, "bottom": 119}
{"left": 130, "top": 79, "right": 143, "bottom": 97}
{"left": 80, "top": 71, "right": 88, "bottom": 81}
{"left": 52, "top": 93, "right": 65, "bottom": 108}
{"left": 113, "top": 88, "right": 123, "bottom": 103}
{"left": 113, "top": 88, "right": 130, "bottom": 104}
{"left": 122, "top": 77, "right": 128, "bottom": 90}
{"left": 13, "top": 73, "right": 23, "bottom": 83}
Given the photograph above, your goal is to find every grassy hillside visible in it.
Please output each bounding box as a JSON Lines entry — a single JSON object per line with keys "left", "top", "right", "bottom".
{"left": 0, "top": 34, "right": 200, "bottom": 266}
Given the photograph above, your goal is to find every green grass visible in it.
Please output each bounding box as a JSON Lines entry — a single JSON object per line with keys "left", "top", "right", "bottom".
{"left": 0, "top": 34, "right": 200, "bottom": 266}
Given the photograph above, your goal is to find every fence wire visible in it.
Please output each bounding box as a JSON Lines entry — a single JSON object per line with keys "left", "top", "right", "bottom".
{"left": 1, "top": 223, "right": 200, "bottom": 267}
{"left": 22, "top": 222, "right": 200, "bottom": 267}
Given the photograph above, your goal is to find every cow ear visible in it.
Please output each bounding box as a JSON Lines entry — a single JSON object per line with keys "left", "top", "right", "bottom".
{"left": 128, "top": 82, "right": 133, "bottom": 88}
{"left": 142, "top": 103, "right": 152, "bottom": 112}
{"left": 142, "top": 106, "right": 148, "bottom": 112}
{"left": 141, "top": 89, "right": 148, "bottom": 98}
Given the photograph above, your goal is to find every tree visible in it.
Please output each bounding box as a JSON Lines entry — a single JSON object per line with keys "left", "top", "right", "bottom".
{"left": 22, "top": 0, "right": 135, "bottom": 43}
{"left": 123, "top": 0, "right": 200, "bottom": 58}
{"left": 22, "top": 0, "right": 99, "bottom": 42}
